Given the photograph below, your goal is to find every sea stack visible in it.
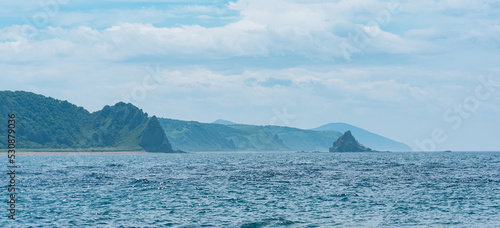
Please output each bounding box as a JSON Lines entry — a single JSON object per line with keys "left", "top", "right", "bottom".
{"left": 329, "top": 130, "right": 374, "bottom": 152}
{"left": 139, "top": 116, "right": 174, "bottom": 153}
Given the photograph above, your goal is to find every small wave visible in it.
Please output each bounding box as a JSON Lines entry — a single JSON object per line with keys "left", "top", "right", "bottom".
{"left": 86, "top": 172, "right": 112, "bottom": 180}
{"left": 240, "top": 218, "right": 302, "bottom": 228}
{"left": 130, "top": 178, "right": 155, "bottom": 185}
{"left": 71, "top": 165, "right": 99, "bottom": 169}
{"left": 240, "top": 221, "right": 269, "bottom": 228}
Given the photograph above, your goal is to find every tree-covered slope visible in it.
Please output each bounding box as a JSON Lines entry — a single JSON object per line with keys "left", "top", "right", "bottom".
{"left": 0, "top": 91, "right": 173, "bottom": 152}
{"left": 159, "top": 118, "right": 342, "bottom": 151}
{"left": 0, "top": 91, "right": 90, "bottom": 149}
{"left": 158, "top": 118, "right": 238, "bottom": 151}
{"left": 258, "top": 125, "right": 342, "bottom": 151}
{"left": 0, "top": 91, "right": 409, "bottom": 152}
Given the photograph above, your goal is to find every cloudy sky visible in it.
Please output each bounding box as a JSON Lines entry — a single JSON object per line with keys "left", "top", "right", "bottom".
{"left": 1, "top": 0, "right": 499, "bottom": 151}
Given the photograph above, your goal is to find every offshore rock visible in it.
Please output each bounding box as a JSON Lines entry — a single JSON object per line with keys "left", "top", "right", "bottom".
{"left": 329, "top": 131, "right": 374, "bottom": 152}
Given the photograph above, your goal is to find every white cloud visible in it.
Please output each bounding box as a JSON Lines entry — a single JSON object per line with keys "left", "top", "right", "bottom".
{"left": 402, "top": 0, "right": 498, "bottom": 14}
{"left": 1, "top": 0, "right": 500, "bottom": 150}
{"left": 0, "top": 0, "right": 439, "bottom": 63}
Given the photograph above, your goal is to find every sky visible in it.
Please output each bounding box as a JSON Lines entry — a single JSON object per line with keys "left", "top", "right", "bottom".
{"left": 1, "top": 0, "right": 499, "bottom": 151}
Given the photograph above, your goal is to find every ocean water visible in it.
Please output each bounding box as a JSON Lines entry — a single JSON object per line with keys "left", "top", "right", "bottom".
{"left": 2, "top": 152, "right": 500, "bottom": 227}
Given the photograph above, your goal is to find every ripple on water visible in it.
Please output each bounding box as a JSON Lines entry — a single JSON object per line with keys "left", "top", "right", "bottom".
{"left": 3, "top": 152, "right": 500, "bottom": 227}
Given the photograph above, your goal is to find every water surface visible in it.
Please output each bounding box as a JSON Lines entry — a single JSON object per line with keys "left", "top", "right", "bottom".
{"left": 2, "top": 152, "right": 500, "bottom": 227}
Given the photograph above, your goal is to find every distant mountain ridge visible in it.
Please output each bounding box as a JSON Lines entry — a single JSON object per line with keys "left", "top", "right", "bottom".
{"left": 312, "top": 123, "right": 412, "bottom": 151}
{"left": 160, "top": 119, "right": 411, "bottom": 152}
{"left": 0, "top": 91, "right": 173, "bottom": 152}
{"left": 159, "top": 118, "right": 341, "bottom": 152}
{"left": 0, "top": 91, "right": 411, "bottom": 152}
{"left": 212, "top": 119, "right": 242, "bottom": 126}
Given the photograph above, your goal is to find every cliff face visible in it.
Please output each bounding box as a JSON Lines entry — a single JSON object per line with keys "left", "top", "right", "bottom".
{"left": 329, "top": 131, "right": 374, "bottom": 152}
{"left": 89, "top": 102, "right": 148, "bottom": 149}
{"left": 91, "top": 103, "right": 174, "bottom": 152}
{"left": 139, "top": 116, "right": 173, "bottom": 152}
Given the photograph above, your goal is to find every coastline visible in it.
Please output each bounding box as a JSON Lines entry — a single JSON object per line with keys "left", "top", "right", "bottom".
{"left": 1, "top": 151, "right": 152, "bottom": 155}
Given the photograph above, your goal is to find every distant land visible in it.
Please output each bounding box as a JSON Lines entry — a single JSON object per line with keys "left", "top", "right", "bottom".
{"left": 0, "top": 91, "right": 173, "bottom": 152}
{"left": 160, "top": 119, "right": 411, "bottom": 152}
{"left": 329, "top": 130, "right": 375, "bottom": 152}
{"left": 159, "top": 118, "right": 341, "bottom": 151}
{"left": 0, "top": 91, "right": 412, "bottom": 152}
{"left": 212, "top": 119, "right": 242, "bottom": 126}
{"left": 312, "top": 123, "right": 412, "bottom": 151}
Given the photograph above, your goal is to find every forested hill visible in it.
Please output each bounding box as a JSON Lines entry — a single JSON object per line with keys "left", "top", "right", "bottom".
{"left": 158, "top": 119, "right": 412, "bottom": 152}
{"left": 0, "top": 91, "right": 173, "bottom": 152}
{"left": 159, "top": 118, "right": 342, "bottom": 152}
{"left": 0, "top": 91, "right": 411, "bottom": 152}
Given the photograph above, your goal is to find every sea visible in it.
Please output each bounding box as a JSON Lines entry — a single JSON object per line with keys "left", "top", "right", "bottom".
{"left": 2, "top": 151, "right": 500, "bottom": 227}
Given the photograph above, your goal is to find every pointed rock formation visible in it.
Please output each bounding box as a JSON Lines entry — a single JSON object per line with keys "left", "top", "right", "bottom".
{"left": 139, "top": 116, "right": 174, "bottom": 152}
{"left": 329, "top": 130, "right": 374, "bottom": 152}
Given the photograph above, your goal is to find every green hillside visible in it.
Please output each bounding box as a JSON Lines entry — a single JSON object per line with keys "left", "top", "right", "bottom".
{"left": 258, "top": 125, "right": 342, "bottom": 151}
{"left": 158, "top": 118, "right": 238, "bottom": 151}
{"left": 0, "top": 90, "right": 410, "bottom": 153}
{"left": 159, "top": 118, "right": 342, "bottom": 151}
{"left": 0, "top": 91, "right": 173, "bottom": 152}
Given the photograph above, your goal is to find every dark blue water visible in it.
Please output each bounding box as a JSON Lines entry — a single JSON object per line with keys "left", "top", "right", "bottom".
{"left": 2, "top": 152, "right": 500, "bottom": 227}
